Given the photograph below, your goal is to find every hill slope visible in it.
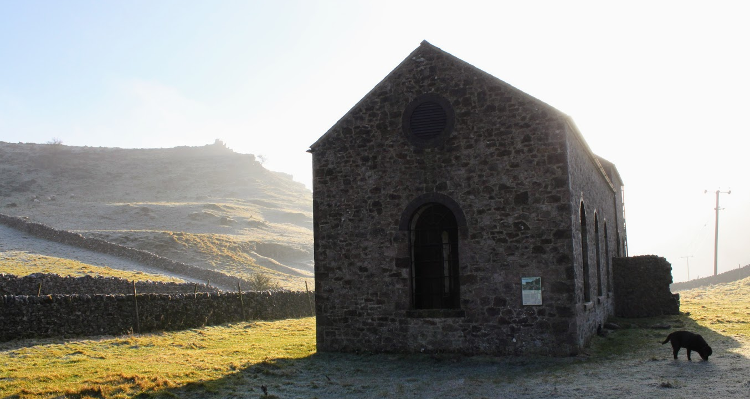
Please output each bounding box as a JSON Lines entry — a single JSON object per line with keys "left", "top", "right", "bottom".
{"left": 671, "top": 264, "right": 750, "bottom": 292}
{"left": 0, "top": 140, "right": 313, "bottom": 289}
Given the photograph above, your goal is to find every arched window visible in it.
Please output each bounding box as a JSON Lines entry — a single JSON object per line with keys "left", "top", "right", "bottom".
{"left": 595, "top": 213, "right": 602, "bottom": 297}
{"left": 580, "top": 202, "right": 591, "bottom": 303}
{"left": 604, "top": 222, "right": 611, "bottom": 295}
{"left": 410, "top": 203, "right": 460, "bottom": 309}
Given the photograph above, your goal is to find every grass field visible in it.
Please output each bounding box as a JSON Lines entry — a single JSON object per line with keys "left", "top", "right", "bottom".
{"left": 0, "top": 251, "right": 183, "bottom": 283}
{"left": 678, "top": 277, "right": 750, "bottom": 338}
{"left": 1, "top": 278, "right": 748, "bottom": 398}
{"left": 0, "top": 318, "right": 316, "bottom": 398}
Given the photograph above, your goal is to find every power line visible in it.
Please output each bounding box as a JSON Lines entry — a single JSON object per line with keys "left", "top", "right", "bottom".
{"left": 683, "top": 218, "right": 710, "bottom": 257}
{"left": 680, "top": 255, "right": 694, "bottom": 280}
{"left": 705, "top": 188, "right": 731, "bottom": 276}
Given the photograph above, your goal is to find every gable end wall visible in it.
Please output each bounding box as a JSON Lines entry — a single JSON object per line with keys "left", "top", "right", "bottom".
{"left": 312, "top": 43, "right": 603, "bottom": 356}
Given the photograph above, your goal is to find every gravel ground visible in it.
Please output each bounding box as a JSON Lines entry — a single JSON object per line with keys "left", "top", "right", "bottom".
{"left": 204, "top": 332, "right": 750, "bottom": 398}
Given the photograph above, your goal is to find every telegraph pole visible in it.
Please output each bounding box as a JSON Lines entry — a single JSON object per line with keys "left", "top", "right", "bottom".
{"left": 707, "top": 189, "right": 731, "bottom": 276}
{"left": 680, "top": 255, "right": 694, "bottom": 280}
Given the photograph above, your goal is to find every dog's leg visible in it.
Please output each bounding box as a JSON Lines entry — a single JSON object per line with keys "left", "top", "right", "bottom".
{"left": 672, "top": 345, "right": 679, "bottom": 359}
{"left": 686, "top": 349, "right": 692, "bottom": 361}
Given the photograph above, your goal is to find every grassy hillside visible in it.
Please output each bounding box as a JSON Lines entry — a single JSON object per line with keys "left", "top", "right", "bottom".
{"left": 0, "top": 141, "right": 312, "bottom": 289}
{"left": 678, "top": 276, "right": 750, "bottom": 338}
{"left": 1, "top": 278, "right": 748, "bottom": 398}
{"left": 0, "top": 251, "right": 183, "bottom": 283}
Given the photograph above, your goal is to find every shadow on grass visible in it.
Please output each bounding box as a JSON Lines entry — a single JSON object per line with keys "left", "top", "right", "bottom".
{"left": 125, "top": 312, "right": 747, "bottom": 399}
{"left": 588, "top": 312, "right": 743, "bottom": 362}
{"left": 139, "top": 352, "right": 564, "bottom": 399}
{"left": 11, "top": 312, "right": 745, "bottom": 399}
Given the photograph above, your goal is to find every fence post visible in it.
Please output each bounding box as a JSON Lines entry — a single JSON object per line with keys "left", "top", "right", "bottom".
{"left": 37, "top": 282, "right": 42, "bottom": 297}
{"left": 133, "top": 281, "right": 141, "bottom": 334}
{"left": 238, "top": 281, "right": 245, "bottom": 321}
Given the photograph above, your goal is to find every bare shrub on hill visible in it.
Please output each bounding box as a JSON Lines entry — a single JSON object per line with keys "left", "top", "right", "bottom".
{"left": 247, "top": 273, "right": 281, "bottom": 291}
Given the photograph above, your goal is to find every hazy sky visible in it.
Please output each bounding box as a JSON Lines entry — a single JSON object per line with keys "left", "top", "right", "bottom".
{"left": 1, "top": 1, "right": 748, "bottom": 282}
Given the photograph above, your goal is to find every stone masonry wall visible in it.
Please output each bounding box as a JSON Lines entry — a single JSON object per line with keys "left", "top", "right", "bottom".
{"left": 0, "top": 274, "right": 219, "bottom": 296}
{"left": 565, "top": 126, "right": 622, "bottom": 346}
{"left": 0, "top": 290, "right": 315, "bottom": 341}
{"left": 613, "top": 255, "right": 679, "bottom": 318}
{"left": 311, "top": 42, "right": 619, "bottom": 355}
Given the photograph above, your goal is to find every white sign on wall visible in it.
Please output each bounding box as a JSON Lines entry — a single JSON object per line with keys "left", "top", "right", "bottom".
{"left": 521, "top": 277, "right": 542, "bottom": 305}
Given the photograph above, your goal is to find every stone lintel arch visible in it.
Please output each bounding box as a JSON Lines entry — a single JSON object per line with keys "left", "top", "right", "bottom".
{"left": 399, "top": 193, "right": 467, "bottom": 311}
{"left": 398, "top": 193, "right": 468, "bottom": 237}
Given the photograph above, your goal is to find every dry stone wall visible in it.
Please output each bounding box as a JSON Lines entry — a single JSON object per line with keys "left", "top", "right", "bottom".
{"left": 0, "top": 290, "right": 314, "bottom": 341}
{"left": 0, "top": 274, "right": 219, "bottom": 296}
{"left": 0, "top": 214, "right": 315, "bottom": 341}
{"left": 0, "top": 213, "right": 248, "bottom": 290}
{"left": 613, "top": 255, "right": 679, "bottom": 317}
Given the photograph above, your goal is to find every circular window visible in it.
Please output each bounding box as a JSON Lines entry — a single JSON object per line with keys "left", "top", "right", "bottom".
{"left": 402, "top": 94, "right": 455, "bottom": 148}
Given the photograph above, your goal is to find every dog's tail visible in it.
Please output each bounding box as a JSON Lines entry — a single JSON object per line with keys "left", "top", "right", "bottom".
{"left": 661, "top": 333, "right": 673, "bottom": 345}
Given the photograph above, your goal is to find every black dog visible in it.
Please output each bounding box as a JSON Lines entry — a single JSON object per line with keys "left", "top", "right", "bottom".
{"left": 662, "top": 331, "right": 712, "bottom": 361}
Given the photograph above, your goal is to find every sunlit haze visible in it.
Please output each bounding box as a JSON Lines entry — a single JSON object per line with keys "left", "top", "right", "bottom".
{"left": 1, "top": 0, "right": 748, "bottom": 282}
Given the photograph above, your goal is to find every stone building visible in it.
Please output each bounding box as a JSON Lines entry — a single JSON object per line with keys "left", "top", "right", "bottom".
{"left": 309, "top": 41, "right": 627, "bottom": 356}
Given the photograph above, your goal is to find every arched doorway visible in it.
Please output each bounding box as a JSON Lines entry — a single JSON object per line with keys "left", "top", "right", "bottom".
{"left": 410, "top": 203, "right": 460, "bottom": 309}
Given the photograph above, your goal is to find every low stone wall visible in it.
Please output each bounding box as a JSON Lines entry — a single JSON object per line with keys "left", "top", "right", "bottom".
{"left": 0, "top": 274, "right": 220, "bottom": 296}
{"left": 0, "top": 213, "right": 249, "bottom": 290}
{"left": 0, "top": 290, "right": 315, "bottom": 341}
{"left": 671, "top": 264, "right": 750, "bottom": 291}
{"left": 613, "top": 255, "right": 680, "bottom": 318}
